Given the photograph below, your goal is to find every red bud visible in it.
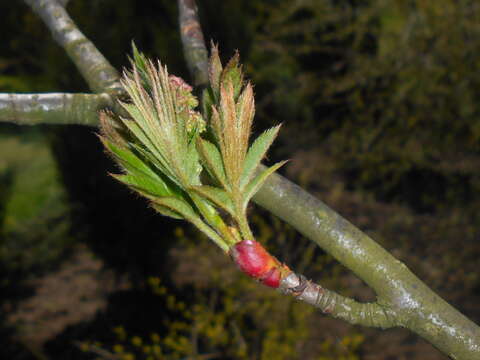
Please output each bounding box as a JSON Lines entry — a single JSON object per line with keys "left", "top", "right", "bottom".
{"left": 230, "top": 240, "right": 289, "bottom": 288}
{"left": 261, "top": 267, "right": 281, "bottom": 288}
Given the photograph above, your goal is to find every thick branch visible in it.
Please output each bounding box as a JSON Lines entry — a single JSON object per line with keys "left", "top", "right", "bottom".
{"left": 253, "top": 168, "right": 480, "bottom": 359}
{"left": 0, "top": 93, "right": 111, "bottom": 126}
{"left": 178, "top": 0, "right": 209, "bottom": 87}
{"left": 24, "top": 0, "right": 121, "bottom": 94}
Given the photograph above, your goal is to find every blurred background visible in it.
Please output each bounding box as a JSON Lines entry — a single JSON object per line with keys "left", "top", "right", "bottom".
{"left": 1, "top": 0, "right": 480, "bottom": 359}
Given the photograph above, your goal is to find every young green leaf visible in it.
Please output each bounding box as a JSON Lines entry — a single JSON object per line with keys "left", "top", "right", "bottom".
{"left": 189, "top": 193, "right": 228, "bottom": 233}
{"left": 153, "top": 196, "right": 228, "bottom": 251}
{"left": 190, "top": 185, "right": 235, "bottom": 216}
{"left": 118, "top": 118, "right": 180, "bottom": 187}
{"left": 112, "top": 173, "right": 173, "bottom": 199}
{"left": 208, "top": 43, "right": 223, "bottom": 101}
{"left": 201, "top": 88, "right": 215, "bottom": 120}
{"left": 221, "top": 52, "right": 243, "bottom": 101}
{"left": 240, "top": 124, "right": 282, "bottom": 189}
{"left": 130, "top": 42, "right": 151, "bottom": 92}
{"left": 242, "top": 160, "right": 288, "bottom": 211}
{"left": 101, "top": 138, "right": 156, "bottom": 178}
{"left": 197, "top": 138, "right": 228, "bottom": 189}
{"left": 153, "top": 196, "right": 202, "bottom": 224}
{"left": 151, "top": 203, "right": 184, "bottom": 220}
{"left": 102, "top": 139, "right": 186, "bottom": 201}
{"left": 129, "top": 142, "right": 181, "bottom": 189}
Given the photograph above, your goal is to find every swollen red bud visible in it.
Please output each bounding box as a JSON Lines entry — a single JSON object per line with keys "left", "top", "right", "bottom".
{"left": 230, "top": 240, "right": 289, "bottom": 288}
{"left": 261, "top": 267, "right": 281, "bottom": 288}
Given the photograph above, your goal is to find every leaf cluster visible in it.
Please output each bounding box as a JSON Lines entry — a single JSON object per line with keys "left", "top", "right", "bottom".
{"left": 99, "top": 45, "right": 284, "bottom": 251}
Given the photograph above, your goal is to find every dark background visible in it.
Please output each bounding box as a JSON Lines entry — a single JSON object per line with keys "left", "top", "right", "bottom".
{"left": 1, "top": 1, "right": 479, "bottom": 359}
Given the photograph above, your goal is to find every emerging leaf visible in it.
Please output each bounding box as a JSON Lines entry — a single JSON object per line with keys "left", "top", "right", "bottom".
{"left": 221, "top": 51, "right": 244, "bottom": 101}
{"left": 112, "top": 173, "right": 170, "bottom": 199}
{"left": 197, "top": 138, "right": 229, "bottom": 189}
{"left": 208, "top": 80, "right": 255, "bottom": 190}
{"left": 151, "top": 203, "right": 184, "bottom": 220}
{"left": 153, "top": 196, "right": 201, "bottom": 223}
{"left": 242, "top": 161, "right": 288, "bottom": 211}
{"left": 200, "top": 45, "right": 286, "bottom": 241}
{"left": 201, "top": 88, "right": 215, "bottom": 121}
{"left": 190, "top": 185, "right": 235, "bottom": 216}
{"left": 240, "top": 125, "right": 282, "bottom": 189}
{"left": 100, "top": 45, "right": 285, "bottom": 252}
{"left": 119, "top": 59, "right": 204, "bottom": 188}
{"left": 208, "top": 43, "right": 223, "bottom": 101}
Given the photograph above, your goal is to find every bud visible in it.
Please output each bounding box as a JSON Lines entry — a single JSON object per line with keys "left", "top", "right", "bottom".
{"left": 169, "top": 75, "right": 199, "bottom": 109}
{"left": 169, "top": 75, "right": 193, "bottom": 92}
{"left": 230, "top": 240, "right": 290, "bottom": 288}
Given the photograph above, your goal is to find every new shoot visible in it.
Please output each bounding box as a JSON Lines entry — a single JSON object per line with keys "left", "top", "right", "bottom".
{"left": 99, "top": 45, "right": 289, "bottom": 287}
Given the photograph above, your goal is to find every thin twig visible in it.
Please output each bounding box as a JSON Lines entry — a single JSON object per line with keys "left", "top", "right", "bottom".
{"left": 279, "top": 272, "right": 395, "bottom": 328}
{"left": 177, "top": 0, "right": 209, "bottom": 87}
{"left": 0, "top": 92, "right": 114, "bottom": 126}
{"left": 24, "top": 0, "right": 122, "bottom": 94}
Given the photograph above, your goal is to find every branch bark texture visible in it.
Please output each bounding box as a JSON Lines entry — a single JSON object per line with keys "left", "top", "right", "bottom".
{"left": 24, "top": 0, "right": 121, "bottom": 94}
{"left": 254, "top": 167, "right": 480, "bottom": 359}
{"left": 178, "top": 0, "right": 209, "bottom": 88}
{"left": 0, "top": 93, "right": 114, "bottom": 126}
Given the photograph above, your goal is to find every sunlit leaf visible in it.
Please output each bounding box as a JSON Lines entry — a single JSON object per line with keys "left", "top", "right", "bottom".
{"left": 201, "top": 88, "right": 215, "bottom": 120}
{"left": 197, "top": 138, "right": 228, "bottom": 189}
{"left": 240, "top": 125, "right": 281, "bottom": 189}
{"left": 101, "top": 139, "right": 154, "bottom": 177}
{"left": 242, "top": 160, "right": 288, "bottom": 210}
{"left": 190, "top": 185, "right": 235, "bottom": 215}
{"left": 152, "top": 196, "right": 201, "bottom": 223}
{"left": 189, "top": 193, "right": 228, "bottom": 231}
{"left": 221, "top": 52, "right": 243, "bottom": 101}
{"left": 103, "top": 140, "right": 185, "bottom": 200}
{"left": 151, "top": 203, "right": 183, "bottom": 220}
{"left": 130, "top": 42, "right": 151, "bottom": 91}
{"left": 208, "top": 43, "right": 223, "bottom": 101}
{"left": 112, "top": 173, "right": 173, "bottom": 199}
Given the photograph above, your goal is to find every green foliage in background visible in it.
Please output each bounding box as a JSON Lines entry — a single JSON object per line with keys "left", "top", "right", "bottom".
{"left": 0, "top": 130, "right": 73, "bottom": 286}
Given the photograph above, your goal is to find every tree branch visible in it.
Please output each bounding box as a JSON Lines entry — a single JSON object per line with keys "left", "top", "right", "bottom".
{"left": 254, "top": 167, "right": 480, "bottom": 359}
{"left": 24, "top": 0, "right": 121, "bottom": 94}
{"left": 178, "top": 0, "right": 209, "bottom": 88}
{"left": 279, "top": 272, "right": 396, "bottom": 328}
{"left": 0, "top": 93, "right": 111, "bottom": 126}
